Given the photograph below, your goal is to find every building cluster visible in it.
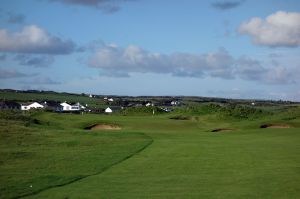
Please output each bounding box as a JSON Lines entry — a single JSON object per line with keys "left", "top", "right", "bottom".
{"left": 0, "top": 97, "right": 181, "bottom": 114}
{"left": 0, "top": 99, "right": 127, "bottom": 114}
{"left": 0, "top": 100, "right": 87, "bottom": 112}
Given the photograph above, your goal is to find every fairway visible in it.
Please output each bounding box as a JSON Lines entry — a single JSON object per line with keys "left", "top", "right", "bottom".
{"left": 1, "top": 109, "right": 299, "bottom": 199}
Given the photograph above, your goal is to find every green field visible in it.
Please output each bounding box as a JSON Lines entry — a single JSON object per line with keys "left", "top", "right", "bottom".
{"left": 1, "top": 104, "right": 300, "bottom": 198}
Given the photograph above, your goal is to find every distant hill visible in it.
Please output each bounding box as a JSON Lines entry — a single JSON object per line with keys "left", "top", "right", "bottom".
{"left": 0, "top": 89, "right": 298, "bottom": 108}
{"left": 0, "top": 89, "right": 105, "bottom": 109}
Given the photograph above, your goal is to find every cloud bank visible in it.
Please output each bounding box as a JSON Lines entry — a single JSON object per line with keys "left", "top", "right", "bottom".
{"left": 89, "top": 45, "right": 235, "bottom": 79}
{"left": 88, "top": 44, "right": 298, "bottom": 84}
{"left": 0, "top": 25, "right": 75, "bottom": 54}
{"left": 239, "top": 11, "right": 300, "bottom": 47}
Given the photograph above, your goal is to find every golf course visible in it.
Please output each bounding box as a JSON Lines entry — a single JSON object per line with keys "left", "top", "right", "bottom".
{"left": 1, "top": 101, "right": 300, "bottom": 199}
{"left": 1, "top": 0, "right": 300, "bottom": 198}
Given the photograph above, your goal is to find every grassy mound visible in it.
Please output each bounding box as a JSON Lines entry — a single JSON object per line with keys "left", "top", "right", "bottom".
{"left": 176, "top": 103, "right": 270, "bottom": 119}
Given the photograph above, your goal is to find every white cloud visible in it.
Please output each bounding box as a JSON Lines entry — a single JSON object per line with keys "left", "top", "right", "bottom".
{"left": 236, "top": 57, "right": 267, "bottom": 81}
{"left": 87, "top": 43, "right": 300, "bottom": 85}
{"left": 0, "top": 25, "right": 75, "bottom": 54}
{"left": 265, "top": 66, "right": 293, "bottom": 84}
{"left": 89, "top": 45, "right": 235, "bottom": 78}
{"left": 235, "top": 57, "right": 299, "bottom": 84}
{"left": 238, "top": 11, "right": 300, "bottom": 47}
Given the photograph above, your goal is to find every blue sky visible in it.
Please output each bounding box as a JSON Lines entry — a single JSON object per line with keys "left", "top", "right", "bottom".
{"left": 0, "top": 0, "right": 300, "bottom": 101}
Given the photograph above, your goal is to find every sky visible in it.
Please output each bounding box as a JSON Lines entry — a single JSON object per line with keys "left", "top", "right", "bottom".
{"left": 0, "top": 0, "right": 300, "bottom": 101}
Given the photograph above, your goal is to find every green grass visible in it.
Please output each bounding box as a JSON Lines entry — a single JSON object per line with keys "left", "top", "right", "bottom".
{"left": 0, "top": 112, "right": 152, "bottom": 199}
{"left": 31, "top": 129, "right": 299, "bottom": 199}
{"left": 0, "top": 106, "right": 300, "bottom": 199}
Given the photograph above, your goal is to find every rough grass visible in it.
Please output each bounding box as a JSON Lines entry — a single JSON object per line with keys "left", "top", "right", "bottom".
{"left": 0, "top": 112, "right": 152, "bottom": 199}
{"left": 174, "top": 103, "right": 271, "bottom": 120}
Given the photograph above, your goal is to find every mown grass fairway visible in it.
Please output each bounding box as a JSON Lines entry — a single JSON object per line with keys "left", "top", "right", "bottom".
{"left": 1, "top": 107, "right": 300, "bottom": 199}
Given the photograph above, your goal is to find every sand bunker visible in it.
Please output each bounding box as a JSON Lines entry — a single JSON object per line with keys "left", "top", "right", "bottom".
{"left": 85, "top": 124, "right": 121, "bottom": 130}
{"left": 260, "top": 124, "right": 291, "bottom": 128}
{"left": 211, "top": 128, "right": 236, "bottom": 132}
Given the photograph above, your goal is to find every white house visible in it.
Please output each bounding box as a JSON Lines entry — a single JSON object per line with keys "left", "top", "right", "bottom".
{"left": 60, "top": 102, "right": 83, "bottom": 111}
{"left": 21, "top": 102, "right": 44, "bottom": 111}
{"left": 60, "top": 102, "right": 72, "bottom": 111}
{"left": 145, "top": 102, "right": 153, "bottom": 107}
{"left": 171, "top": 101, "right": 179, "bottom": 106}
{"left": 75, "top": 102, "right": 86, "bottom": 110}
{"left": 105, "top": 107, "right": 113, "bottom": 113}
{"left": 108, "top": 98, "right": 114, "bottom": 102}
